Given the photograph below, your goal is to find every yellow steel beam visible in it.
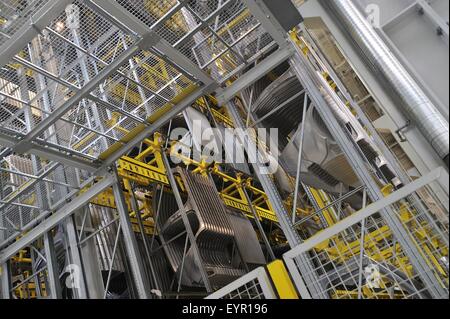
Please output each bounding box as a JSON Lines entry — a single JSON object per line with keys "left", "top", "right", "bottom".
{"left": 266, "top": 260, "right": 299, "bottom": 299}
{"left": 118, "top": 156, "right": 168, "bottom": 186}
{"left": 97, "top": 83, "right": 198, "bottom": 161}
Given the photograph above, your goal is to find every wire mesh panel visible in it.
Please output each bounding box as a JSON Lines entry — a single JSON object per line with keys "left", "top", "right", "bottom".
{"left": 0, "top": 0, "right": 279, "bottom": 165}
{"left": 0, "top": 152, "right": 83, "bottom": 243}
{"left": 115, "top": 0, "right": 180, "bottom": 29}
{"left": 114, "top": 0, "right": 276, "bottom": 82}
{"left": 0, "top": 0, "right": 202, "bottom": 161}
{"left": 176, "top": 0, "right": 275, "bottom": 82}
{"left": 392, "top": 187, "right": 449, "bottom": 293}
{"left": 0, "top": 1, "right": 208, "bottom": 252}
{"left": 0, "top": 75, "right": 31, "bottom": 134}
{"left": 0, "top": 0, "right": 50, "bottom": 47}
{"left": 205, "top": 267, "right": 277, "bottom": 299}
{"left": 284, "top": 169, "right": 449, "bottom": 299}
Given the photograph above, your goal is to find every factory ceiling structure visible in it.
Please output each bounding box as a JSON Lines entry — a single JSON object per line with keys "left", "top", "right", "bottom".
{"left": 0, "top": 0, "right": 448, "bottom": 300}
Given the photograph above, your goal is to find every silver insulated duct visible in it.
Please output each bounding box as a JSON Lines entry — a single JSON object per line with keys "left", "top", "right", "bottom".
{"left": 324, "top": 0, "right": 449, "bottom": 164}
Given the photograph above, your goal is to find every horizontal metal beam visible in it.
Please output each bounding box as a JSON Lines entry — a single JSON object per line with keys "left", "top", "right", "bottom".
{"left": 0, "top": 0, "right": 72, "bottom": 68}
{"left": 153, "top": 40, "right": 216, "bottom": 86}
{"left": 13, "top": 43, "right": 141, "bottom": 153}
{"left": 13, "top": 56, "right": 80, "bottom": 92}
{"left": 216, "top": 46, "right": 294, "bottom": 104}
{"left": 97, "top": 85, "right": 212, "bottom": 171}
{"left": 0, "top": 201, "right": 39, "bottom": 210}
{"left": 0, "top": 174, "right": 117, "bottom": 263}
{"left": 0, "top": 133, "right": 98, "bottom": 173}
{"left": 0, "top": 162, "right": 59, "bottom": 212}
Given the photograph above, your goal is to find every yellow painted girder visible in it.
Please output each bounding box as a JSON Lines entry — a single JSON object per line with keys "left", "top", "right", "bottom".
{"left": 118, "top": 156, "right": 168, "bottom": 186}
{"left": 267, "top": 260, "right": 299, "bottom": 299}
{"left": 97, "top": 84, "right": 198, "bottom": 161}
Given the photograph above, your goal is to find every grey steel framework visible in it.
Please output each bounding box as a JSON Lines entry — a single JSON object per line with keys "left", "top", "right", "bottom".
{"left": 0, "top": 0, "right": 448, "bottom": 299}
{"left": 284, "top": 167, "right": 448, "bottom": 299}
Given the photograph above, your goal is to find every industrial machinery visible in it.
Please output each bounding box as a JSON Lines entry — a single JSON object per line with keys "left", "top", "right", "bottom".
{"left": 0, "top": 0, "right": 448, "bottom": 300}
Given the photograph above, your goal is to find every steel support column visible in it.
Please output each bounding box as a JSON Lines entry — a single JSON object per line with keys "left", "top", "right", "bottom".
{"left": 65, "top": 215, "right": 88, "bottom": 299}
{"left": 289, "top": 44, "right": 448, "bottom": 298}
{"left": 242, "top": 188, "right": 276, "bottom": 261}
{"left": 225, "top": 100, "right": 325, "bottom": 298}
{"left": 291, "top": 93, "right": 309, "bottom": 224}
{"left": 112, "top": 177, "right": 152, "bottom": 299}
{"left": 0, "top": 262, "right": 11, "bottom": 299}
{"left": 127, "top": 181, "right": 161, "bottom": 295}
{"left": 76, "top": 208, "right": 106, "bottom": 299}
{"left": 43, "top": 232, "right": 62, "bottom": 299}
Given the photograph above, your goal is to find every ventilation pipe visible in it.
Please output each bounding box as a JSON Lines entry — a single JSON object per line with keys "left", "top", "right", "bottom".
{"left": 323, "top": 0, "right": 449, "bottom": 166}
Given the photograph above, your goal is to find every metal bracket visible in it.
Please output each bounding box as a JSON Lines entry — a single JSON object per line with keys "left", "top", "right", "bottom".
{"left": 395, "top": 120, "right": 411, "bottom": 143}
{"left": 138, "top": 31, "right": 162, "bottom": 51}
